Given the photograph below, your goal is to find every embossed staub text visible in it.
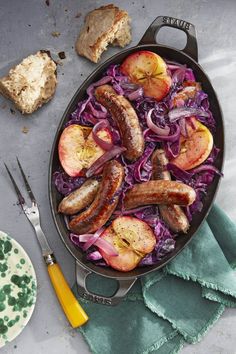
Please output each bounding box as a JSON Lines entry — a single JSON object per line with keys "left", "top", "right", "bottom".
{"left": 163, "top": 16, "right": 191, "bottom": 30}
{"left": 82, "top": 292, "right": 112, "bottom": 305}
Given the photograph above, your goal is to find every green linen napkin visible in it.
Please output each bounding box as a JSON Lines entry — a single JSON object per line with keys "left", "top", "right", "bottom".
{"left": 74, "top": 205, "right": 236, "bottom": 354}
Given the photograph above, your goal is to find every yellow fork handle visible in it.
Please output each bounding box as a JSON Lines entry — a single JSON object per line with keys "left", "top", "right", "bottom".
{"left": 47, "top": 262, "right": 89, "bottom": 328}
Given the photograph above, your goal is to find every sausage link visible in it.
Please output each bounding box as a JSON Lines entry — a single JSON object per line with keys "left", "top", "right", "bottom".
{"left": 58, "top": 179, "right": 100, "bottom": 215}
{"left": 69, "top": 160, "right": 124, "bottom": 234}
{"left": 95, "top": 85, "right": 144, "bottom": 161}
{"left": 151, "top": 149, "right": 190, "bottom": 233}
{"left": 151, "top": 149, "right": 171, "bottom": 181}
{"left": 123, "top": 180, "right": 196, "bottom": 210}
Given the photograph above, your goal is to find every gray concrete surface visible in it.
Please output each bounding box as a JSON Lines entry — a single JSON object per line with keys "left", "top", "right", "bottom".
{"left": 0, "top": 0, "right": 236, "bottom": 353}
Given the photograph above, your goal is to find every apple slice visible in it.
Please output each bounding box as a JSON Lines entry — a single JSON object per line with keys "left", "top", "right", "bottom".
{"left": 120, "top": 50, "right": 172, "bottom": 101}
{"left": 173, "top": 81, "right": 201, "bottom": 107}
{"left": 58, "top": 124, "right": 112, "bottom": 177}
{"left": 98, "top": 216, "right": 156, "bottom": 272}
{"left": 171, "top": 120, "right": 213, "bottom": 170}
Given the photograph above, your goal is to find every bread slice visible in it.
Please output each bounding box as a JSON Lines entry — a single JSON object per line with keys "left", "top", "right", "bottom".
{"left": 0, "top": 51, "right": 57, "bottom": 114}
{"left": 76, "top": 4, "right": 131, "bottom": 63}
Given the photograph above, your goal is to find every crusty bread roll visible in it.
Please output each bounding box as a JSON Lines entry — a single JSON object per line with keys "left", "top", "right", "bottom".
{"left": 76, "top": 4, "right": 131, "bottom": 63}
{"left": 0, "top": 51, "right": 57, "bottom": 114}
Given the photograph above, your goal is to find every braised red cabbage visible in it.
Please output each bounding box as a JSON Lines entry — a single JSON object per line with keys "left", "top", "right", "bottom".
{"left": 55, "top": 59, "right": 221, "bottom": 267}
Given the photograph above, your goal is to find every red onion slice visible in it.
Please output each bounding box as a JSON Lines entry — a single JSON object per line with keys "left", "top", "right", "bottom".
{"left": 168, "top": 107, "right": 209, "bottom": 121}
{"left": 144, "top": 124, "right": 180, "bottom": 142}
{"left": 166, "top": 61, "right": 187, "bottom": 70}
{"left": 146, "top": 109, "right": 170, "bottom": 136}
{"left": 92, "top": 120, "right": 113, "bottom": 151}
{"left": 127, "top": 87, "right": 144, "bottom": 101}
{"left": 190, "top": 164, "right": 223, "bottom": 176}
{"left": 113, "top": 206, "right": 149, "bottom": 216}
{"left": 86, "top": 146, "right": 126, "bottom": 178}
{"left": 79, "top": 234, "right": 94, "bottom": 242}
{"left": 82, "top": 227, "right": 105, "bottom": 251}
{"left": 86, "top": 76, "right": 113, "bottom": 97}
{"left": 95, "top": 238, "right": 118, "bottom": 256}
{"left": 179, "top": 117, "right": 187, "bottom": 137}
{"left": 76, "top": 228, "right": 118, "bottom": 256}
{"left": 87, "top": 251, "right": 103, "bottom": 261}
{"left": 121, "top": 82, "right": 139, "bottom": 90}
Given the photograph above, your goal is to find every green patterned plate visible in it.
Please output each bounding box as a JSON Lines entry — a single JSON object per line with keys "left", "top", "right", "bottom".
{"left": 0, "top": 231, "right": 37, "bottom": 348}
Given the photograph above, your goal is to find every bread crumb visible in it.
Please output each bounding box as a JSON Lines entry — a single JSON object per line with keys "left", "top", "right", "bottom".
{"left": 22, "top": 126, "right": 29, "bottom": 134}
{"left": 51, "top": 31, "right": 61, "bottom": 37}
{"left": 58, "top": 51, "right": 66, "bottom": 60}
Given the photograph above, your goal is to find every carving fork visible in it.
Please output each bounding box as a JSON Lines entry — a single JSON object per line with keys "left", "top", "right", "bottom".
{"left": 4, "top": 158, "right": 88, "bottom": 328}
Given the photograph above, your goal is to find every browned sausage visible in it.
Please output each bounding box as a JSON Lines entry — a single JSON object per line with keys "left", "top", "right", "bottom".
{"left": 95, "top": 85, "right": 144, "bottom": 161}
{"left": 151, "top": 149, "right": 171, "bottom": 181}
{"left": 58, "top": 179, "right": 100, "bottom": 215}
{"left": 123, "top": 180, "right": 196, "bottom": 210}
{"left": 151, "top": 149, "right": 189, "bottom": 233}
{"left": 69, "top": 160, "right": 124, "bottom": 234}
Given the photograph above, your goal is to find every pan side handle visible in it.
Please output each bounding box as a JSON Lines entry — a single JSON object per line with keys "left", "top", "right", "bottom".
{"left": 139, "top": 16, "right": 198, "bottom": 62}
{"left": 75, "top": 261, "right": 137, "bottom": 306}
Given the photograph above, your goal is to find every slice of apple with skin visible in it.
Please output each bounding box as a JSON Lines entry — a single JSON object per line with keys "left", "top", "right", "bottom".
{"left": 120, "top": 50, "right": 172, "bottom": 101}
{"left": 173, "top": 82, "right": 202, "bottom": 107}
{"left": 98, "top": 216, "right": 156, "bottom": 272}
{"left": 171, "top": 119, "right": 213, "bottom": 170}
{"left": 58, "top": 124, "right": 112, "bottom": 177}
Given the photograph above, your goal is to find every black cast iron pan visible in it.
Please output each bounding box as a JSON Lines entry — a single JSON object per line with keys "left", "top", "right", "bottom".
{"left": 49, "top": 16, "right": 224, "bottom": 305}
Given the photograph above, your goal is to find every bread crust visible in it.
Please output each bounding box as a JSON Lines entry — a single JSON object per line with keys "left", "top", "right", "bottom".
{"left": 0, "top": 51, "right": 57, "bottom": 114}
{"left": 76, "top": 4, "right": 131, "bottom": 63}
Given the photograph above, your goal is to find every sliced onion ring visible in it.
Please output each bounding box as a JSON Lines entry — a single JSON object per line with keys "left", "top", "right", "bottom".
{"left": 146, "top": 109, "right": 170, "bottom": 136}
{"left": 92, "top": 120, "right": 113, "bottom": 151}
{"left": 144, "top": 124, "right": 180, "bottom": 142}
{"left": 86, "top": 146, "right": 127, "bottom": 178}
{"left": 113, "top": 206, "right": 149, "bottom": 216}
{"left": 79, "top": 234, "right": 94, "bottom": 242}
{"left": 86, "top": 76, "right": 112, "bottom": 97}
{"left": 95, "top": 238, "right": 118, "bottom": 256}
{"left": 190, "top": 164, "right": 223, "bottom": 176}
{"left": 82, "top": 227, "right": 105, "bottom": 251}
{"left": 121, "top": 82, "right": 139, "bottom": 90}
{"left": 127, "top": 87, "right": 144, "bottom": 101}
{"left": 87, "top": 251, "right": 103, "bottom": 261}
{"left": 78, "top": 229, "right": 118, "bottom": 256}
{"left": 168, "top": 107, "right": 209, "bottom": 122}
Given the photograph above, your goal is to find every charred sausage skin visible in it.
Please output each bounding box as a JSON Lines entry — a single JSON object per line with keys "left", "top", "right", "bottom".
{"left": 58, "top": 179, "right": 99, "bottom": 215}
{"left": 124, "top": 180, "right": 196, "bottom": 210}
{"left": 69, "top": 160, "right": 124, "bottom": 234}
{"left": 151, "top": 149, "right": 190, "bottom": 233}
{"left": 95, "top": 85, "right": 144, "bottom": 161}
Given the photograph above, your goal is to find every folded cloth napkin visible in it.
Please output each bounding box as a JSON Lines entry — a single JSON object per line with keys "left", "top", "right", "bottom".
{"left": 73, "top": 205, "right": 236, "bottom": 354}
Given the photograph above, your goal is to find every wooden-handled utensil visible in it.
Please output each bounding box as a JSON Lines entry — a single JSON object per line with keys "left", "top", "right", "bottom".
{"left": 4, "top": 158, "right": 88, "bottom": 328}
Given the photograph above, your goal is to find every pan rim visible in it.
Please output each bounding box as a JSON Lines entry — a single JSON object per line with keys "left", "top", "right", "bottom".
{"left": 48, "top": 43, "right": 224, "bottom": 280}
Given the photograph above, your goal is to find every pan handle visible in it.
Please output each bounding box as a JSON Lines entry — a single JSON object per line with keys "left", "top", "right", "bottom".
{"left": 139, "top": 16, "right": 198, "bottom": 62}
{"left": 75, "top": 261, "right": 137, "bottom": 306}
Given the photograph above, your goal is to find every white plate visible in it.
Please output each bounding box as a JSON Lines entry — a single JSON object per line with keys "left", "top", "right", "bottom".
{"left": 0, "top": 231, "right": 37, "bottom": 348}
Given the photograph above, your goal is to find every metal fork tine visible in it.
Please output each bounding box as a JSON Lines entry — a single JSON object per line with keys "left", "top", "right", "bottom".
{"left": 16, "top": 157, "right": 36, "bottom": 204}
{"left": 4, "top": 163, "right": 26, "bottom": 207}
